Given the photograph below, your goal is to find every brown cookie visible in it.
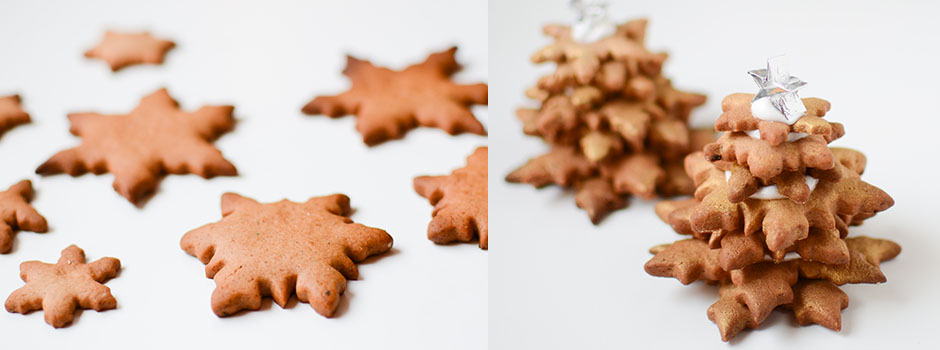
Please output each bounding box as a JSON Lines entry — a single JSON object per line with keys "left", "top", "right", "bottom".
{"left": 507, "top": 17, "right": 707, "bottom": 224}
{"left": 790, "top": 279, "right": 849, "bottom": 331}
{"left": 180, "top": 193, "right": 393, "bottom": 317}
{"left": 716, "top": 93, "right": 842, "bottom": 146}
{"left": 600, "top": 152, "right": 664, "bottom": 199}
{"left": 35, "top": 88, "right": 237, "bottom": 204}
{"left": 704, "top": 132, "right": 837, "bottom": 181}
{"left": 414, "top": 147, "right": 487, "bottom": 249}
{"left": 506, "top": 146, "right": 595, "bottom": 188}
{"left": 532, "top": 20, "right": 667, "bottom": 85}
{"left": 302, "top": 47, "right": 487, "bottom": 145}
{"left": 0, "top": 180, "right": 48, "bottom": 253}
{"left": 680, "top": 149, "right": 893, "bottom": 256}
{"left": 575, "top": 177, "right": 627, "bottom": 224}
{"left": 579, "top": 130, "right": 623, "bottom": 162}
{"left": 84, "top": 31, "right": 175, "bottom": 72}
{"left": 648, "top": 236, "right": 900, "bottom": 341}
{"left": 0, "top": 94, "right": 30, "bottom": 137}
{"left": 5, "top": 245, "right": 121, "bottom": 328}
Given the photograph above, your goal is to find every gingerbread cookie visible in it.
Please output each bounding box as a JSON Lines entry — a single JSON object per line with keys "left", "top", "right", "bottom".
{"left": 645, "top": 59, "right": 900, "bottom": 341}
{"left": 647, "top": 236, "right": 900, "bottom": 341}
{"left": 414, "top": 147, "right": 488, "bottom": 249}
{"left": 506, "top": 146, "right": 595, "bottom": 188}
{"left": 0, "top": 180, "right": 48, "bottom": 253}
{"left": 531, "top": 19, "right": 667, "bottom": 85}
{"left": 507, "top": 17, "right": 709, "bottom": 224}
{"left": 0, "top": 94, "right": 30, "bottom": 138}
{"left": 5, "top": 245, "right": 121, "bottom": 328}
{"left": 180, "top": 193, "right": 393, "bottom": 317}
{"left": 302, "top": 47, "right": 487, "bottom": 145}
{"left": 84, "top": 31, "right": 175, "bottom": 72}
{"left": 673, "top": 148, "right": 893, "bottom": 258}
{"left": 36, "top": 88, "right": 237, "bottom": 204}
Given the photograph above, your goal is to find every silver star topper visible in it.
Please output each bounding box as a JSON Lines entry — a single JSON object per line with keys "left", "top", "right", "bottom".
{"left": 570, "top": 0, "right": 609, "bottom": 23}
{"left": 569, "top": 0, "right": 616, "bottom": 42}
{"left": 748, "top": 55, "right": 807, "bottom": 121}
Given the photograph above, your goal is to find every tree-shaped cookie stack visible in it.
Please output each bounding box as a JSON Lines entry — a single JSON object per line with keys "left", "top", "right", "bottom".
{"left": 645, "top": 57, "right": 900, "bottom": 341}
{"left": 505, "top": 5, "right": 711, "bottom": 224}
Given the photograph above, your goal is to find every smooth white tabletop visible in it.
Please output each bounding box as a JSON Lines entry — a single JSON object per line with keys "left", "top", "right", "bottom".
{"left": 490, "top": 0, "right": 939, "bottom": 349}
{"left": 0, "top": 1, "right": 487, "bottom": 349}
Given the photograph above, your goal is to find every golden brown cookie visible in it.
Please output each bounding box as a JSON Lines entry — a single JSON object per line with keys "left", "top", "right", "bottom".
{"left": 0, "top": 94, "right": 30, "bottom": 137}
{"left": 84, "top": 31, "right": 175, "bottom": 72}
{"left": 575, "top": 177, "right": 627, "bottom": 224}
{"left": 5, "top": 245, "right": 120, "bottom": 328}
{"left": 679, "top": 149, "right": 893, "bottom": 256}
{"left": 180, "top": 193, "right": 393, "bottom": 317}
{"left": 506, "top": 146, "right": 595, "bottom": 188}
{"left": 35, "top": 88, "right": 237, "bottom": 204}
{"left": 716, "top": 93, "right": 842, "bottom": 145}
{"left": 0, "top": 180, "right": 48, "bottom": 253}
{"left": 302, "top": 47, "right": 487, "bottom": 145}
{"left": 644, "top": 238, "right": 728, "bottom": 284}
{"left": 790, "top": 279, "right": 848, "bottom": 331}
{"left": 508, "top": 17, "right": 707, "bottom": 224}
{"left": 600, "top": 152, "right": 664, "bottom": 199}
{"left": 579, "top": 130, "right": 623, "bottom": 162}
{"left": 414, "top": 147, "right": 488, "bottom": 249}
{"left": 704, "top": 132, "right": 837, "bottom": 181}
{"left": 531, "top": 20, "right": 667, "bottom": 84}
{"left": 646, "top": 236, "right": 900, "bottom": 341}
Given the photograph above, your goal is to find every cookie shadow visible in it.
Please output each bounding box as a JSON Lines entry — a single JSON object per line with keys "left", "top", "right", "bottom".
{"left": 357, "top": 247, "right": 400, "bottom": 268}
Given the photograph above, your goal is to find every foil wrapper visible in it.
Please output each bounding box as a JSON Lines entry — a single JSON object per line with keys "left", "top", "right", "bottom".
{"left": 570, "top": 0, "right": 617, "bottom": 43}
{"left": 748, "top": 55, "right": 807, "bottom": 122}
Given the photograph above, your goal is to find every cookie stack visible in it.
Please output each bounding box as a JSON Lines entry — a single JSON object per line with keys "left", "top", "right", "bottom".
{"left": 506, "top": 18, "right": 712, "bottom": 224}
{"left": 645, "top": 60, "right": 900, "bottom": 341}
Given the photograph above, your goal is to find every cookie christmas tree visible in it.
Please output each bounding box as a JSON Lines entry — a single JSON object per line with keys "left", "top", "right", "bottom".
{"left": 506, "top": 2, "right": 711, "bottom": 224}
{"left": 645, "top": 57, "right": 900, "bottom": 341}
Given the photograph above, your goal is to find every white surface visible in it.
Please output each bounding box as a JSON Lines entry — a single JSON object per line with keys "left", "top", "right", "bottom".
{"left": 0, "top": 1, "right": 487, "bottom": 349}
{"left": 491, "top": 0, "right": 940, "bottom": 349}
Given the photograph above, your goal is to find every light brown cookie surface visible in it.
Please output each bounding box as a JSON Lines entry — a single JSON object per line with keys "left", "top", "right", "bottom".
{"left": 5, "top": 245, "right": 121, "bottom": 328}
{"left": 414, "top": 147, "right": 488, "bottom": 249}
{"left": 36, "top": 88, "right": 237, "bottom": 204}
{"left": 647, "top": 236, "right": 900, "bottom": 341}
{"left": 0, "top": 94, "right": 30, "bottom": 137}
{"left": 180, "top": 193, "right": 393, "bottom": 317}
{"left": 302, "top": 47, "right": 487, "bottom": 145}
{"left": 0, "top": 180, "right": 48, "bottom": 253}
{"left": 680, "top": 149, "right": 894, "bottom": 256}
{"left": 531, "top": 19, "right": 667, "bottom": 84}
{"left": 84, "top": 31, "right": 175, "bottom": 71}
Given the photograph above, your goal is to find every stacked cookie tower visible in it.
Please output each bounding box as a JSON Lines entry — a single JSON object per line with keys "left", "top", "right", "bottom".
{"left": 645, "top": 58, "right": 900, "bottom": 341}
{"left": 506, "top": 17, "right": 711, "bottom": 224}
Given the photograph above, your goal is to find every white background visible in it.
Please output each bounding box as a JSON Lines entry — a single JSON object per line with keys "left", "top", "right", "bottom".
{"left": 0, "top": 1, "right": 487, "bottom": 349}
{"left": 491, "top": 0, "right": 939, "bottom": 349}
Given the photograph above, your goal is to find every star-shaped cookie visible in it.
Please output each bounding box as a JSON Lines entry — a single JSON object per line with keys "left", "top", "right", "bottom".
{"left": 5, "top": 245, "right": 121, "bottom": 328}
{"left": 414, "top": 147, "right": 488, "bottom": 249}
{"left": 84, "top": 31, "right": 175, "bottom": 72}
{"left": 180, "top": 193, "right": 394, "bottom": 317}
{"left": 0, "top": 94, "right": 30, "bottom": 138}
{"left": 36, "top": 88, "right": 237, "bottom": 204}
{"left": 0, "top": 180, "right": 48, "bottom": 253}
{"left": 302, "top": 47, "right": 488, "bottom": 145}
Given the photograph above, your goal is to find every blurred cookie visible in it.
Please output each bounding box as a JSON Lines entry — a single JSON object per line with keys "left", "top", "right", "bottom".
{"left": 84, "top": 31, "right": 175, "bottom": 71}
{"left": 0, "top": 180, "right": 47, "bottom": 253}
